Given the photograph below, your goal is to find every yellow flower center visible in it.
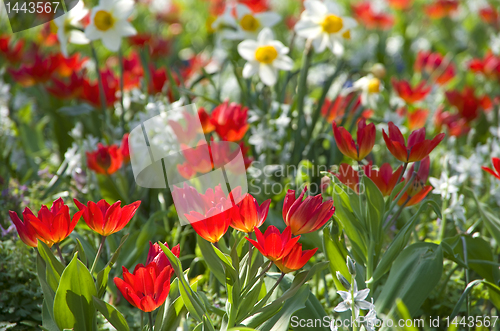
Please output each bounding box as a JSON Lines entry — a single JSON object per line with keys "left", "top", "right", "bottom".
{"left": 255, "top": 45, "right": 278, "bottom": 64}
{"left": 240, "top": 14, "right": 260, "bottom": 32}
{"left": 94, "top": 10, "right": 115, "bottom": 31}
{"left": 342, "top": 30, "right": 351, "bottom": 39}
{"left": 321, "top": 14, "right": 343, "bottom": 34}
{"left": 367, "top": 78, "right": 381, "bottom": 93}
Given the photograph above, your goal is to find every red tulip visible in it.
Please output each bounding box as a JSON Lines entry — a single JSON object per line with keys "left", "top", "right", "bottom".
{"left": 0, "top": 35, "right": 24, "bottom": 64}
{"left": 73, "top": 199, "right": 141, "bottom": 236}
{"left": 114, "top": 262, "right": 173, "bottom": 312}
{"left": 55, "top": 53, "right": 88, "bottom": 78}
{"left": 332, "top": 118, "right": 376, "bottom": 161}
{"left": 80, "top": 69, "right": 119, "bottom": 108}
{"left": 397, "top": 156, "right": 432, "bottom": 206}
{"left": 147, "top": 241, "right": 180, "bottom": 271}
{"left": 334, "top": 163, "right": 359, "bottom": 192}
{"left": 274, "top": 243, "right": 318, "bottom": 274}
{"left": 434, "top": 107, "right": 470, "bottom": 137}
{"left": 198, "top": 107, "right": 215, "bottom": 134}
{"left": 46, "top": 72, "right": 84, "bottom": 100}
{"left": 148, "top": 65, "right": 167, "bottom": 95}
{"left": 415, "top": 51, "right": 455, "bottom": 85}
{"left": 445, "top": 87, "right": 492, "bottom": 122}
{"left": 210, "top": 101, "right": 249, "bottom": 142}
{"left": 246, "top": 226, "right": 300, "bottom": 262}
{"left": 282, "top": 186, "right": 335, "bottom": 235}
{"left": 425, "top": 0, "right": 458, "bottom": 19}
{"left": 387, "top": 0, "right": 411, "bottom": 10}
{"left": 184, "top": 187, "right": 236, "bottom": 243}
{"left": 382, "top": 122, "right": 445, "bottom": 163}
{"left": 238, "top": 0, "right": 269, "bottom": 13}
{"left": 391, "top": 78, "right": 431, "bottom": 104}
{"left": 8, "top": 51, "right": 60, "bottom": 87}
{"left": 469, "top": 51, "right": 500, "bottom": 80}
{"left": 120, "top": 134, "right": 130, "bottom": 163}
{"left": 9, "top": 198, "right": 84, "bottom": 248}
{"left": 122, "top": 52, "right": 143, "bottom": 91}
{"left": 365, "top": 163, "right": 403, "bottom": 197}
{"left": 8, "top": 208, "right": 39, "bottom": 247}
{"left": 321, "top": 94, "right": 361, "bottom": 124}
{"left": 479, "top": 6, "right": 499, "bottom": 25}
{"left": 352, "top": 2, "right": 394, "bottom": 30}
{"left": 230, "top": 194, "right": 271, "bottom": 233}
{"left": 86, "top": 143, "right": 123, "bottom": 175}
{"left": 482, "top": 157, "right": 500, "bottom": 180}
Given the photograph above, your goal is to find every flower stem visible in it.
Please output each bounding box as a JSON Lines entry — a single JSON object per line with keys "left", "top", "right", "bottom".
{"left": 384, "top": 196, "right": 411, "bottom": 231}
{"left": 55, "top": 243, "right": 64, "bottom": 264}
{"left": 395, "top": 162, "right": 408, "bottom": 188}
{"left": 438, "top": 190, "right": 450, "bottom": 242}
{"left": 90, "top": 236, "right": 107, "bottom": 275}
{"left": 118, "top": 46, "right": 126, "bottom": 132}
{"left": 244, "top": 233, "right": 253, "bottom": 286}
{"left": 90, "top": 43, "right": 108, "bottom": 113}
{"left": 148, "top": 312, "right": 154, "bottom": 330}
{"left": 385, "top": 169, "right": 416, "bottom": 219}
{"left": 351, "top": 280, "right": 358, "bottom": 331}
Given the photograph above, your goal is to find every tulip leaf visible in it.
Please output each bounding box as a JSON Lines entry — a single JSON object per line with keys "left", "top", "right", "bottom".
{"left": 53, "top": 253, "right": 97, "bottom": 331}
{"left": 470, "top": 189, "right": 500, "bottom": 245}
{"left": 363, "top": 176, "right": 385, "bottom": 244}
{"left": 41, "top": 299, "right": 59, "bottom": 331}
{"left": 92, "top": 296, "right": 129, "bottom": 331}
{"left": 37, "top": 254, "right": 57, "bottom": 326}
{"left": 37, "top": 240, "right": 64, "bottom": 292}
{"left": 71, "top": 238, "right": 88, "bottom": 267}
{"left": 323, "top": 224, "right": 351, "bottom": 290}
{"left": 159, "top": 242, "right": 207, "bottom": 323}
{"left": 291, "top": 291, "right": 330, "bottom": 331}
{"left": 375, "top": 242, "right": 443, "bottom": 316}
{"left": 372, "top": 199, "right": 436, "bottom": 282}
{"left": 197, "top": 236, "right": 226, "bottom": 284}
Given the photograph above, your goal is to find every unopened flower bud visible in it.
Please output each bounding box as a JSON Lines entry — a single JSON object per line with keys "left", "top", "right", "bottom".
{"left": 321, "top": 176, "right": 331, "bottom": 193}
{"left": 347, "top": 256, "right": 356, "bottom": 276}
{"left": 336, "top": 271, "right": 351, "bottom": 290}
{"left": 370, "top": 63, "right": 386, "bottom": 79}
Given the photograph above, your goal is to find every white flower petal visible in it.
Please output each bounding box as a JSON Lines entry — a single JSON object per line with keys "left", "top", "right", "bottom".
{"left": 259, "top": 63, "right": 277, "bottom": 86}
{"left": 325, "top": 1, "right": 343, "bottom": 15}
{"left": 116, "top": 20, "right": 137, "bottom": 37}
{"left": 273, "top": 55, "right": 293, "bottom": 71}
{"left": 337, "top": 291, "right": 351, "bottom": 300}
{"left": 294, "top": 20, "right": 322, "bottom": 38}
{"left": 258, "top": 27, "right": 274, "bottom": 45}
{"left": 312, "top": 34, "right": 328, "bottom": 53}
{"left": 242, "top": 61, "right": 259, "bottom": 78}
{"left": 69, "top": 31, "right": 90, "bottom": 44}
{"left": 342, "top": 17, "right": 358, "bottom": 30}
{"left": 356, "top": 300, "right": 374, "bottom": 310}
{"left": 101, "top": 32, "right": 121, "bottom": 51}
{"left": 334, "top": 302, "right": 350, "bottom": 312}
{"left": 269, "top": 40, "right": 288, "bottom": 54}
{"left": 112, "top": 0, "right": 135, "bottom": 19}
{"left": 236, "top": 4, "right": 252, "bottom": 19}
{"left": 84, "top": 24, "right": 100, "bottom": 40}
{"left": 238, "top": 40, "right": 258, "bottom": 61}
{"left": 331, "top": 38, "right": 344, "bottom": 55}
{"left": 256, "top": 12, "right": 281, "bottom": 28}
{"left": 304, "top": 0, "right": 327, "bottom": 18}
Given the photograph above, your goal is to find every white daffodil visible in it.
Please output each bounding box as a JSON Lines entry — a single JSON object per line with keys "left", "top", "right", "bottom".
{"left": 351, "top": 74, "right": 383, "bottom": 108}
{"left": 211, "top": 4, "right": 237, "bottom": 35}
{"left": 225, "top": 4, "right": 281, "bottom": 40}
{"left": 429, "top": 172, "right": 459, "bottom": 199}
{"left": 334, "top": 279, "right": 373, "bottom": 317}
{"left": 52, "top": 0, "right": 89, "bottom": 57}
{"left": 237, "top": 28, "right": 293, "bottom": 86}
{"left": 294, "top": 0, "right": 357, "bottom": 55}
{"left": 85, "top": 0, "right": 136, "bottom": 52}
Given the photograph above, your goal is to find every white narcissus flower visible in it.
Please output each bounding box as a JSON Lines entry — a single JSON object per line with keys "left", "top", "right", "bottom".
{"left": 237, "top": 28, "right": 293, "bottom": 86}
{"left": 53, "top": 1, "right": 89, "bottom": 57}
{"left": 211, "top": 4, "right": 237, "bottom": 34}
{"left": 225, "top": 4, "right": 281, "bottom": 40}
{"left": 294, "top": 0, "right": 357, "bottom": 55}
{"left": 334, "top": 279, "right": 373, "bottom": 317}
{"left": 351, "top": 74, "right": 383, "bottom": 108}
{"left": 85, "top": 0, "right": 136, "bottom": 52}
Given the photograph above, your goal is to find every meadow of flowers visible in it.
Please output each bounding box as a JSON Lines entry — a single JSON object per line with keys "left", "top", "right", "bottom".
{"left": 1, "top": 0, "right": 500, "bottom": 330}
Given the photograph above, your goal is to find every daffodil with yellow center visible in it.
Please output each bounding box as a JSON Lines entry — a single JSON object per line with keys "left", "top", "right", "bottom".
{"left": 240, "top": 14, "right": 260, "bottom": 32}
{"left": 352, "top": 74, "right": 384, "bottom": 108}
{"left": 94, "top": 10, "right": 115, "bottom": 31}
{"left": 367, "top": 78, "right": 381, "bottom": 94}
{"left": 85, "top": 0, "right": 137, "bottom": 52}
{"left": 255, "top": 45, "right": 278, "bottom": 64}
{"left": 321, "top": 14, "right": 343, "bottom": 34}
{"left": 53, "top": 0, "right": 89, "bottom": 57}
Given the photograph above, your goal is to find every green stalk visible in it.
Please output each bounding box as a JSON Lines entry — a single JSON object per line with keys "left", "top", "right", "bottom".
{"left": 148, "top": 312, "right": 154, "bottom": 330}
{"left": 438, "top": 191, "right": 449, "bottom": 242}
{"left": 90, "top": 43, "right": 108, "bottom": 114}
{"left": 384, "top": 170, "right": 417, "bottom": 219}
{"left": 292, "top": 39, "right": 313, "bottom": 164}
{"left": 90, "top": 236, "right": 107, "bottom": 275}
{"left": 118, "top": 47, "right": 126, "bottom": 132}
{"left": 55, "top": 243, "right": 64, "bottom": 264}
{"left": 351, "top": 279, "right": 358, "bottom": 331}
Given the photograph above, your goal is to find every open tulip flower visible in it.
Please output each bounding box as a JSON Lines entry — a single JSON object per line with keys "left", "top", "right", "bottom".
{"left": 383, "top": 122, "right": 445, "bottom": 163}
{"left": 332, "top": 118, "right": 376, "bottom": 162}
{"left": 74, "top": 199, "right": 141, "bottom": 236}
{"left": 86, "top": 143, "right": 124, "bottom": 175}
{"left": 246, "top": 226, "right": 300, "bottom": 262}
{"left": 274, "top": 243, "right": 318, "bottom": 274}
{"left": 391, "top": 78, "right": 431, "bottom": 104}
{"left": 230, "top": 193, "right": 271, "bottom": 233}
{"left": 185, "top": 199, "right": 233, "bottom": 244}
{"left": 482, "top": 157, "right": 500, "bottom": 180}
{"left": 397, "top": 156, "right": 433, "bottom": 207}
{"left": 9, "top": 198, "right": 84, "bottom": 248}
{"left": 365, "top": 163, "right": 404, "bottom": 197}
{"left": 282, "top": 186, "right": 335, "bottom": 235}
{"left": 114, "top": 262, "right": 173, "bottom": 312}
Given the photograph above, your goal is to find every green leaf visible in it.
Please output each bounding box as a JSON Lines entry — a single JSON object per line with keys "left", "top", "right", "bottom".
{"left": 450, "top": 279, "right": 484, "bottom": 319}
{"left": 96, "top": 234, "right": 129, "bottom": 298}
{"left": 92, "top": 296, "right": 129, "bottom": 331}
{"left": 72, "top": 238, "right": 88, "bottom": 266}
{"left": 291, "top": 292, "right": 330, "bottom": 331}
{"left": 53, "top": 253, "right": 97, "bottom": 331}
{"left": 57, "top": 104, "right": 94, "bottom": 116}
{"left": 197, "top": 236, "right": 226, "bottom": 284}
{"left": 375, "top": 243, "right": 443, "bottom": 316}
{"left": 470, "top": 189, "right": 500, "bottom": 244}
{"left": 37, "top": 240, "right": 64, "bottom": 292}
{"left": 364, "top": 176, "right": 385, "bottom": 245}
{"left": 323, "top": 224, "right": 351, "bottom": 290}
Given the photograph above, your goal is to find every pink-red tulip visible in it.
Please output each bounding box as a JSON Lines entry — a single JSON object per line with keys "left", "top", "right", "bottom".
{"left": 332, "top": 118, "right": 376, "bottom": 161}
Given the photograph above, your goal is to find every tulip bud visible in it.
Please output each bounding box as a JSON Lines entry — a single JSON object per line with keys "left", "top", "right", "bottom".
{"left": 321, "top": 176, "right": 331, "bottom": 193}
{"left": 347, "top": 256, "right": 356, "bottom": 276}
{"left": 371, "top": 63, "right": 386, "bottom": 79}
{"left": 336, "top": 271, "right": 351, "bottom": 290}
